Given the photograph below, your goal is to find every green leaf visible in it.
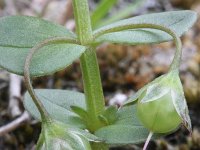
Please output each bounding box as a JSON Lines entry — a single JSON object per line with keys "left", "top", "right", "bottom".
{"left": 95, "top": 105, "right": 149, "bottom": 145}
{"left": 98, "top": 115, "right": 109, "bottom": 125}
{"left": 94, "top": 10, "right": 197, "bottom": 45}
{"left": 71, "top": 106, "right": 89, "bottom": 119}
{"left": 95, "top": 105, "right": 161, "bottom": 145}
{"left": 0, "top": 16, "right": 82, "bottom": 76}
{"left": 0, "top": 43, "right": 86, "bottom": 76}
{"left": 69, "top": 127, "right": 103, "bottom": 142}
{"left": 91, "top": 0, "right": 118, "bottom": 28}
{"left": 123, "top": 74, "right": 169, "bottom": 106}
{"left": 95, "top": 125, "right": 149, "bottom": 145}
{"left": 97, "top": 0, "right": 145, "bottom": 28}
{"left": 24, "top": 89, "right": 86, "bottom": 128}
{"left": 99, "top": 105, "right": 118, "bottom": 125}
{"left": 0, "top": 16, "right": 75, "bottom": 47}
{"left": 70, "top": 106, "right": 90, "bottom": 126}
{"left": 115, "top": 105, "right": 142, "bottom": 126}
{"left": 123, "top": 87, "right": 146, "bottom": 106}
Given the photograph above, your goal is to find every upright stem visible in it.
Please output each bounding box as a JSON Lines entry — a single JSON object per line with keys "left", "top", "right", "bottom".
{"left": 80, "top": 48, "right": 105, "bottom": 131}
{"left": 72, "top": 0, "right": 105, "bottom": 131}
{"left": 72, "top": 0, "right": 93, "bottom": 44}
{"left": 72, "top": 1, "right": 108, "bottom": 149}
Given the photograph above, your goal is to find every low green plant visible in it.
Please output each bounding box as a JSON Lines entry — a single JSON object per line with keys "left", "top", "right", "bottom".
{"left": 0, "top": 0, "right": 197, "bottom": 149}
{"left": 91, "top": 0, "right": 145, "bottom": 28}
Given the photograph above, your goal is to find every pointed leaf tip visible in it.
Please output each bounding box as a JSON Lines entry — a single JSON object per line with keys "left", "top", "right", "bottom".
{"left": 94, "top": 10, "right": 197, "bottom": 45}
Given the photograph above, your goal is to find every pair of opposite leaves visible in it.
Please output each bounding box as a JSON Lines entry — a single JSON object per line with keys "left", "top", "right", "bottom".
{"left": 1, "top": 9, "right": 197, "bottom": 150}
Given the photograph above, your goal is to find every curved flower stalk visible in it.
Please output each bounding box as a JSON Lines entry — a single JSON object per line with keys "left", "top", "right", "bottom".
{"left": 97, "top": 23, "right": 191, "bottom": 133}
{"left": 100, "top": 24, "right": 193, "bottom": 149}
{"left": 93, "top": 23, "right": 182, "bottom": 71}
{"left": 24, "top": 37, "right": 79, "bottom": 121}
{"left": 23, "top": 37, "right": 101, "bottom": 150}
{"left": 0, "top": 0, "right": 196, "bottom": 149}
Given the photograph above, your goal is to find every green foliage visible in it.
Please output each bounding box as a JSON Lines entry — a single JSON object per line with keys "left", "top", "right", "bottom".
{"left": 95, "top": 105, "right": 149, "bottom": 145}
{"left": 71, "top": 106, "right": 90, "bottom": 127}
{"left": 137, "top": 92, "right": 182, "bottom": 133}
{"left": 0, "top": 16, "right": 75, "bottom": 47}
{"left": 24, "top": 89, "right": 86, "bottom": 128}
{"left": 115, "top": 105, "right": 142, "bottom": 126}
{"left": 94, "top": 10, "right": 197, "bottom": 45}
{"left": 95, "top": 125, "right": 149, "bottom": 145}
{"left": 0, "top": 0, "right": 197, "bottom": 149}
{"left": 37, "top": 119, "right": 101, "bottom": 150}
{"left": 96, "top": 0, "right": 146, "bottom": 28}
{"left": 124, "top": 75, "right": 165, "bottom": 106}
{"left": 0, "top": 16, "right": 85, "bottom": 77}
{"left": 91, "top": 0, "right": 118, "bottom": 28}
{"left": 98, "top": 105, "right": 118, "bottom": 125}
{"left": 125, "top": 70, "right": 191, "bottom": 132}
{"left": 0, "top": 43, "right": 85, "bottom": 76}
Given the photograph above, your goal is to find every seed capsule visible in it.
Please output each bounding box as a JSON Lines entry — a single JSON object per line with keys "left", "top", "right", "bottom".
{"left": 125, "top": 70, "right": 192, "bottom": 134}
{"left": 137, "top": 91, "right": 182, "bottom": 133}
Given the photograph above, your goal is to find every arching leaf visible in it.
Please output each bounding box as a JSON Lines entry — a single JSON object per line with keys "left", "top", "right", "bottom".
{"left": 94, "top": 10, "right": 197, "bottom": 45}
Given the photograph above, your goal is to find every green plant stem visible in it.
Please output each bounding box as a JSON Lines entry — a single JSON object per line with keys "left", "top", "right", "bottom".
{"left": 24, "top": 37, "right": 78, "bottom": 122}
{"left": 93, "top": 23, "right": 182, "bottom": 71}
{"left": 72, "top": 0, "right": 105, "bottom": 132}
{"left": 72, "top": 0, "right": 107, "bottom": 149}
{"left": 80, "top": 47, "right": 105, "bottom": 131}
{"left": 72, "top": 0, "right": 93, "bottom": 44}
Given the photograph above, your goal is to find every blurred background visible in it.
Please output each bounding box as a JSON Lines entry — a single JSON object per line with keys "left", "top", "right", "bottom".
{"left": 0, "top": 0, "right": 200, "bottom": 149}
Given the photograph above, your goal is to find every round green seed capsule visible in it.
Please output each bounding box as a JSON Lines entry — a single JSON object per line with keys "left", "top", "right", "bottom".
{"left": 137, "top": 92, "right": 182, "bottom": 133}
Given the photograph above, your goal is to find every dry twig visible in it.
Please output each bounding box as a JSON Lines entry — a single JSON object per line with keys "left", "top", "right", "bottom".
{"left": 8, "top": 74, "right": 22, "bottom": 117}
{"left": 0, "top": 111, "right": 30, "bottom": 136}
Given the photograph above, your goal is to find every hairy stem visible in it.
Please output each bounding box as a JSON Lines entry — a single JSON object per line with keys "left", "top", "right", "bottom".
{"left": 72, "top": 0, "right": 93, "bottom": 44}
{"left": 72, "top": 0, "right": 105, "bottom": 132}
{"left": 24, "top": 37, "right": 78, "bottom": 122}
{"left": 93, "top": 23, "right": 182, "bottom": 71}
{"left": 80, "top": 47, "right": 105, "bottom": 131}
